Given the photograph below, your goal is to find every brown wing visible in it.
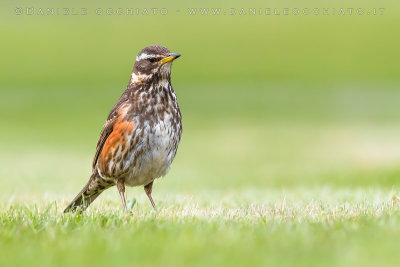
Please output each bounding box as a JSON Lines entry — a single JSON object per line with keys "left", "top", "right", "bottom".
{"left": 96, "top": 111, "right": 136, "bottom": 178}
{"left": 91, "top": 91, "right": 131, "bottom": 170}
{"left": 91, "top": 115, "right": 118, "bottom": 169}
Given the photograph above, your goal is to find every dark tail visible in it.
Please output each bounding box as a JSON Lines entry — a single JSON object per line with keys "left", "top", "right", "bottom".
{"left": 64, "top": 173, "right": 114, "bottom": 213}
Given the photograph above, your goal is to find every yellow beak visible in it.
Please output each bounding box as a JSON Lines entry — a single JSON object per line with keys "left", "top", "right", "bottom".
{"left": 160, "top": 53, "right": 181, "bottom": 64}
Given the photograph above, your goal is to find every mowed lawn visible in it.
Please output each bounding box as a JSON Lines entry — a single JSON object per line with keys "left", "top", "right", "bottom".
{"left": 1, "top": 85, "right": 400, "bottom": 267}
{"left": 1, "top": 190, "right": 400, "bottom": 267}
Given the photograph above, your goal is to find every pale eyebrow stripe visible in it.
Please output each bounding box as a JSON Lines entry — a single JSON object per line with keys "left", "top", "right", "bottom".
{"left": 136, "top": 53, "right": 164, "bottom": 61}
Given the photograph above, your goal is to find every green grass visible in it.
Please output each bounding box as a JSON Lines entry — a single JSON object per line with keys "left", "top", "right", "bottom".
{"left": 1, "top": 190, "right": 400, "bottom": 267}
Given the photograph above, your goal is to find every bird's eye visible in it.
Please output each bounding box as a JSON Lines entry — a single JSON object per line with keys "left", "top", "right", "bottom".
{"left": 148, "top": 58, "right": 157, "bottom": 63}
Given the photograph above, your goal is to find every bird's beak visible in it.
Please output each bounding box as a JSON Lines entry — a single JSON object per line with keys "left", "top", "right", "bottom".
{"left": 160, "top": 53, "right": 181, "bottom": 64}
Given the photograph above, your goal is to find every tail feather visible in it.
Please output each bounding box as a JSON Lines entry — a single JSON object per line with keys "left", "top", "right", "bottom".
{"left": 64, "top": 173, "right": 114, "bottom": 213}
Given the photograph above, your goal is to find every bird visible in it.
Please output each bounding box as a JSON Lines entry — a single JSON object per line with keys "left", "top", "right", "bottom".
{"left": 64, "top": 45, "right": 182, "bottom": 212}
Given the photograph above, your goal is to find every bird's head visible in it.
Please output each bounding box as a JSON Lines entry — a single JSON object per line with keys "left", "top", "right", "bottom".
{"left": 131, "top": 45, "right": 181, "bottom": 83}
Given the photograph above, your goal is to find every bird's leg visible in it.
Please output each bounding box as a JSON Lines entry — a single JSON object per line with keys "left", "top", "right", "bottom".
{"left": 117, "top": 179, "right": 127, "bottom": 211}
{"left": 144, "top": 181, "right": 156, "bottom": 209}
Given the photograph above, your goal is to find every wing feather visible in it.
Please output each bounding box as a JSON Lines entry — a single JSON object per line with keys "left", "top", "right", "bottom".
{"left": 91, "top": 91, "right": 131, "bottom": 169}
{"left": 92, "top": 115, "right": 118, "bottom": 169}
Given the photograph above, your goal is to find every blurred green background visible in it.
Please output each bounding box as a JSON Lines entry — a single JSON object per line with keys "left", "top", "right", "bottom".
{"left": 1, "top": 0, "right": 399, "bottom": 197}
{"left": 1, "top": 0, "right": 400, "bottom": 265}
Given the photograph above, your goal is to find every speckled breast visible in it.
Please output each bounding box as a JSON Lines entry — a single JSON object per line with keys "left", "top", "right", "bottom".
{"left": 123, "top": 108, "right": 182, "bottom": 186}
{"left": 96, "top": 84, "right": 182, "bottom": 187}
